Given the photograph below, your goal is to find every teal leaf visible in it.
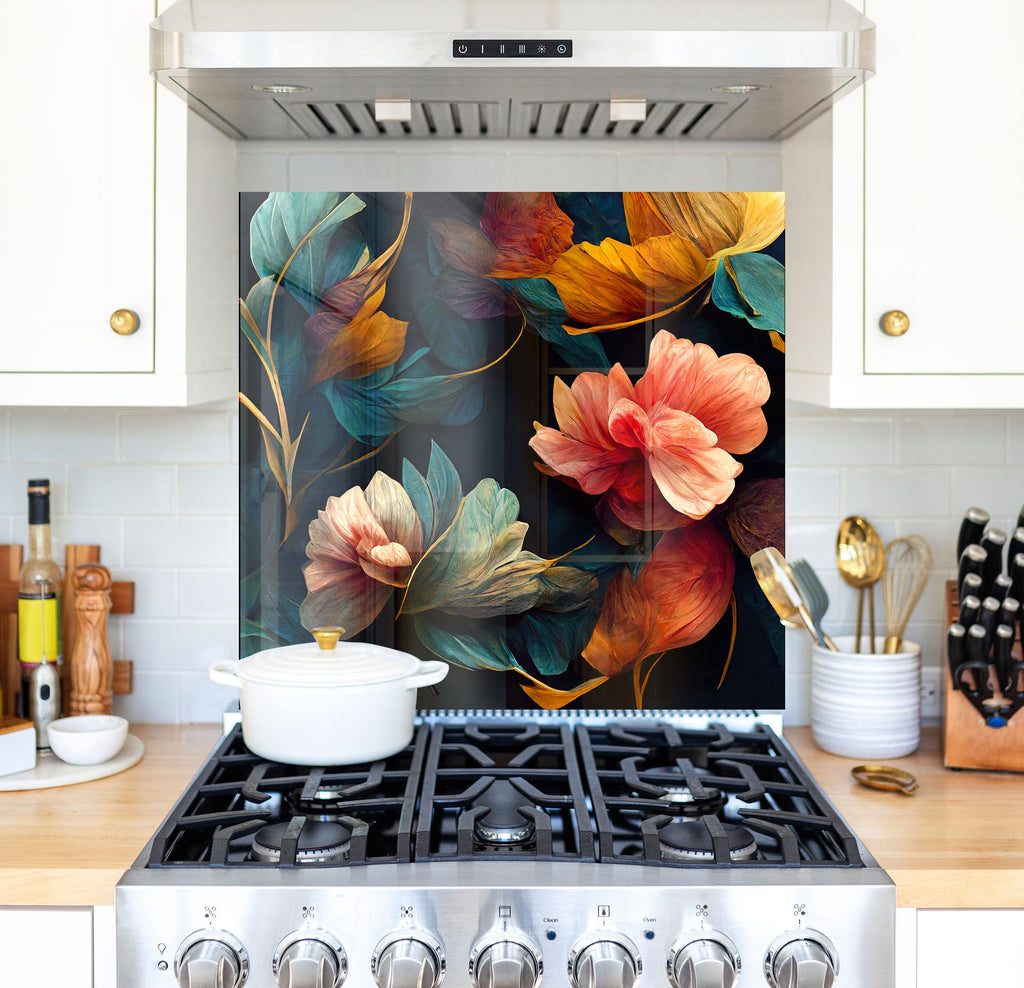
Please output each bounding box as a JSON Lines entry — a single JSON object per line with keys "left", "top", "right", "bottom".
{"left": 402, "top": 478, "right": 597, "bottom": 618}
{"left": 250, "top": 192, "right": 367, "bottom": 313}
{"left": 241, "top": 276, "right": 308, "bottom": 402}
{"left": 321, "top": 362, "right": 483, "bottom": 444}
{"left": 402, "top": 441, "right": 463, "bottom": 546}
{"left": 503, "top": 277, "right": 610, "bottom": 369}
{"left": 554, "top": 192, "right": 629, "bottom": 245}
{"left": 409, "top": 262, "right": 488, "bottom": 371}
{"left": 710, "top": 252, "right": 786, "bottom": 335}
{"left": 413, "top": 613, "right": 525, "bottom": 673}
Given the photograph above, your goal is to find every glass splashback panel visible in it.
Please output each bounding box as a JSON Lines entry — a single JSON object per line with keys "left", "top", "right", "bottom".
{"left": 239, "top": 191, "right": 785, "bottom": 712}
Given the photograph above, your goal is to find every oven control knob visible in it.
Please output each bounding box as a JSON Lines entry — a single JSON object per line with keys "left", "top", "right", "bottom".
{"left": 668, "top": 932, "right": 740, "bottom": 988}
{"left": 470, "top": 934, "right": 543, "bottom": 988}
{"left": 175, "top": 930, "right": 249, "bottom": 988}
{"left": 568, "top": 934, "right": 641, "bottom": 988}
{"left": 764, "top": 931, "right": 839, "bottom": 988}
{"left": 274, "top": 932, "right": 347, "bottom": 988}
{"left": 372, "top": 932, "right": 445, "bottom": 988}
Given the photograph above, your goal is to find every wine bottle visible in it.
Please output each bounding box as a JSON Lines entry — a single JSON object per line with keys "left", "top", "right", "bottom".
{"left": 18, "top": 479, "right": 62, "bottom": 718}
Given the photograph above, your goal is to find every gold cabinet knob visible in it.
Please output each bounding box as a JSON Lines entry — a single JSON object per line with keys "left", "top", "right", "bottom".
{"left": 880, "top": 310, "right": 910, "bottom": 337}
{"left": 109, "top": 308, "right": 140, "bottom": 336}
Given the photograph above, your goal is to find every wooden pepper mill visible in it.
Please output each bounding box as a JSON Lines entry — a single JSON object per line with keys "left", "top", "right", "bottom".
{"left": 69, "top": 563, "right": 113, "bottom": 715}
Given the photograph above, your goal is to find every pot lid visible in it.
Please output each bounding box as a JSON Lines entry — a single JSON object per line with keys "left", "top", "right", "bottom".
{"left": 238, "top": 628, "right": 424, "bottom": 687}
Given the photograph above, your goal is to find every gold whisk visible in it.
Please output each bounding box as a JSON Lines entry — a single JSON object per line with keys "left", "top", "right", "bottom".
{"left": 882, "top": 535, "right": 933, "bottom": 654}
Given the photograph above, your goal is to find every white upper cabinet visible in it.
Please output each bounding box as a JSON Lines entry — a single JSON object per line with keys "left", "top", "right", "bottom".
{"left": 784, "top": 0, "right": 1024, "bottom": 408}
{"left": 0, "top": 0, "right": 236, "bottom": 406}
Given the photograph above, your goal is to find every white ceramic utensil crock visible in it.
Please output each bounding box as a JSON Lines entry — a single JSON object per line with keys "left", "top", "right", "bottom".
{"left": 209, "top": 627, "right": 448, "bottom": 765}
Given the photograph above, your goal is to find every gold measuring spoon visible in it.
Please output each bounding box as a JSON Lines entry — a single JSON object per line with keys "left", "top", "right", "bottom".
{"left": 836, "top": 516, "right": 886, "bottom": 653}
{"left": 851, "top": 765, "right": 919, "bottom": 795}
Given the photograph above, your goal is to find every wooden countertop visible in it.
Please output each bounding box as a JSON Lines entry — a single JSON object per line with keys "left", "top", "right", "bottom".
{"left": 785, "top": 726, "right": 1024, "bottom": 909}
{"left": 0, "top": 725, "right": 1020, "bottom": 909}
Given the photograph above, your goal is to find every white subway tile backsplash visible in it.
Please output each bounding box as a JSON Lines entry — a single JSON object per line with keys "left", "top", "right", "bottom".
{"left": 178, "top": 569, "right": 239, "bottom": 619}
{"left": 120, "top": 412, "right": 230, "bottom": 463}
{"left": 180, "top": 671, "right": 240, "bottom": 724}
{"left": 784, "top": 521, "right": 840, "bottom": 570}
{"left": 181, "top": 465, "right": 239, "bottom": 515}
{"left": 899, "top": 413, "right": 1006, "bottom": 465}
{"left": 69, "top": 465, "right": 176, "bottom": 515}
{"left": 843, "top": 468, "right": 951, "bottom": 518}
{"left": 290, "top": 152, "right": 400, "bottom": 192}
{"left": 123, "top": 517, "right": 235, "bottom": 568}
{"left": 113, "top": 671, "right": 181, "bottom": 724}
{"left": 48, "top": 516, "right": 124, "bottom": 567}
{"left": 507, "top": 151, "right": 617, "bottom": 190}
{"left": 786, "top": 415, "right": 893, "bottom": 466}
{"left": 784, "top": 468, "right": 840, "bottom": 517}
{"left": 1008, "top": 416, "right": 1024, "bottom": 465}
{"left": 123, "top": 618, "right": 236, "bottom": 671}
{"left": 950, "top": 467, "right": 1024, "bottom": 521}
{"left": 9, "top": 412, "right": 117, "bottom": 463}
{"left": 398, "top": 152, "right": 508, "bottom": 190}
{"left": 118, "top": 568, "right": 179, "bottom": 619}
{"left": 728, "top": 153, "right": 783, "bottom": 190}
{"left": 618, "top": 153, "right": 728, "bottom": 190}
{"left": 236, "top": 151, "right": 289, "bottom": 191}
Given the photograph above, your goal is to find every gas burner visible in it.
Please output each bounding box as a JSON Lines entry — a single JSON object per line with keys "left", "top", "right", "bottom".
{"left": 656, "top": 785, "right": 727, "bottom": 818}
{"left": 250, "top": 820, "right": 352, "bottom": 864}
{"left": 285, "top": 785, "right": 353, "bottom": 820}
{"left": 657, "top": 821, "right": 757, "bottom": 863}
{"left": 471, "top": 780, "right": 536, "bottom": 845}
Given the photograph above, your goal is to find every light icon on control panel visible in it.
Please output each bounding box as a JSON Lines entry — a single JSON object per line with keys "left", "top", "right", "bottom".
{"left": 537, "top": 44, "right": 547, "bottom": 53}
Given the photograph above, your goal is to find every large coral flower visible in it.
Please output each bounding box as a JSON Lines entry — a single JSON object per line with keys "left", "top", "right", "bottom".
{"left": 529, "top": 330, "right": 770, "bottom": 531}
{"left": 299, "top": 472, "right": 424, "bottom": 637}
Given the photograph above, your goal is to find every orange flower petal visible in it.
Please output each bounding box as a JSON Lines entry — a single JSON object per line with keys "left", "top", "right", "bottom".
{"left": 480, "top": 192, "right": 575, "bottom": 278}
{"left": 306, "top": 284, "right": 409, "bottom": 386}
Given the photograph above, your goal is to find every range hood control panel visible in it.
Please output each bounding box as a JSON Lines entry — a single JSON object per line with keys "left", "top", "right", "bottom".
{"left": 452, "top": 40, "right": 573, "bottom": 58}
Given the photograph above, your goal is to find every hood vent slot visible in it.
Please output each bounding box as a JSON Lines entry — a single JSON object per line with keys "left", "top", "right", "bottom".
{"left": 283, "top": 100, "right": 506, "bottom": 139}
{"left": 280, "top": 98, "right": 736, "bottom": 140}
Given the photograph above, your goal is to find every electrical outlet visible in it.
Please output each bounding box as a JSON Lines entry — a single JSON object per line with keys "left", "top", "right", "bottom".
{"left": 920, "top": 667, "right": 942, "bottom": 720}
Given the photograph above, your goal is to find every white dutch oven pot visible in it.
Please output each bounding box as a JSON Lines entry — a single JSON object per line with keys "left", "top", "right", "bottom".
{"left": 209, "top": 627, "right": 448, "bottom": 765}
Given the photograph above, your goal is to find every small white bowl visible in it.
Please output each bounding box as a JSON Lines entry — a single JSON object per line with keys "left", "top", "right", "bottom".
{"left": 47, "top": 715, "right": 128, "bottom": 765}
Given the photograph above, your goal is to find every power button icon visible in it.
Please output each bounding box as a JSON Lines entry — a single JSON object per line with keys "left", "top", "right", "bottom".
{"left": 458, "top": 44, "right": 468, "bottom": 54}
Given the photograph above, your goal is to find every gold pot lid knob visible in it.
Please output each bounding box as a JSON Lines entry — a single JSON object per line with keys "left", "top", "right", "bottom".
{"left": 311, "top": 627, "right": 345, "bottom": 650}
{"left": 109, "top": 308, "right": 140, "bottom": 336}
{"left": 880, "top": 310, "right": 910, "bottom": 337}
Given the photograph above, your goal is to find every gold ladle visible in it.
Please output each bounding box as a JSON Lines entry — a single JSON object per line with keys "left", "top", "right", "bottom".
{"left": 836, "top": 516, "right": 886, "bottom": 653}
{"left": 750, "top": 547, "right": 839, "bottom": 651}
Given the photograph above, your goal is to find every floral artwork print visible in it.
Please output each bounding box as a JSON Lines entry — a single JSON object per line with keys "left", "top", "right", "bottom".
{"left": 239, "top": 191, "right": 786, "bottom": 712}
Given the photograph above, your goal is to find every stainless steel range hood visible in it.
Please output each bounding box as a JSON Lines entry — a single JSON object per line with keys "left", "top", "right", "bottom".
{"left": 150, "top": 0, "right": 874, "bottom": 142}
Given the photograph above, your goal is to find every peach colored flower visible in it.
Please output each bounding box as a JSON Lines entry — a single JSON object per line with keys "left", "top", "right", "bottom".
{"left": 299, "top": 472, "right": 424, "bottom": 637}
{"left": 529, "top": 330, "right": 770, "bottom": 532}
{"left": 582, "top": 522, "right": 735, "bottom": 677}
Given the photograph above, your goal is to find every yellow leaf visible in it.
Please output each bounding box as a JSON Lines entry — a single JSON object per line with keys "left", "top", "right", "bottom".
{"left": 518, "top": 674, "right": 609, "bottom": 710}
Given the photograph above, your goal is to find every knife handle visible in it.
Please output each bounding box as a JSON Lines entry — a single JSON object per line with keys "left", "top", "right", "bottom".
{"left": 998, "top": 596, "right": 1020, "bottom": 632}
{"left": 958, "top": 544, "right": 988, "bottom": 598}
{"left": 946, "top": 623, "right": 966, "bottom": 689}
{"left": 1010, "top": 552, "right": 1024, "bottom": 605}
{"left": 957, "top": 507, "right": 990, "bottom": 562}
{"left": 958, "top": 594, "right": 982, "bottom": 628}
{"left": 1008, "top": 527, "right": 1024, "bottom": 568}
{"left": 994, "top": 624, "right": 1016, "bottom": 695}
{"left": 980, "top": 528, "right": 1008, "bottom": 587}
{"left": 964, "top": 624, "right": 993, "bottom": 698}
{"left": 990, "top": 573, "right": 1014, "bottom": 603}
{"left": 977, "top": 596, "right": 1002, "bottom": 651}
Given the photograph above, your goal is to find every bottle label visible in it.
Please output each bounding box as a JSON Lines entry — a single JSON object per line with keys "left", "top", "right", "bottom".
{"left": 18, "top": 594, "right": 62, "bottom": 666}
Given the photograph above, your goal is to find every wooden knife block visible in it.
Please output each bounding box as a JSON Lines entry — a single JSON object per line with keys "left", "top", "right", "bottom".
{"left": 0, "top": 544, "right": 134, "bottom": 718}
{"left": 943, "top": 580, "right": 1024, "bottom": 772}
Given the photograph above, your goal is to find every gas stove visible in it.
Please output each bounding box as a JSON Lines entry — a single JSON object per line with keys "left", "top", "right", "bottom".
{"left": 116, "top": 716, "right": 895, "bottom": 988}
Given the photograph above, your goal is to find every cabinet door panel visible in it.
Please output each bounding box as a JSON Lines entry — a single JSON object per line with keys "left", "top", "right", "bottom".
{"left": 0, "top": 907, "right": 94, "bottom": 988}
{"left": 863, "top": 0, "right": 1024, "bottom": 376}
{"left": 1, "top": 0, "right": 154, "bottom": 373}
